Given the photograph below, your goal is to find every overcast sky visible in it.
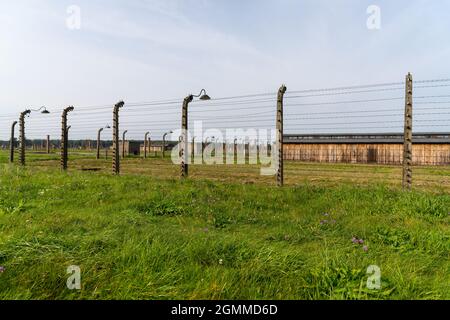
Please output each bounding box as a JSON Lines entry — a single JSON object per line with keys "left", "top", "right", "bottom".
{"left": 1, "top": 0, "right": 450, "bottom": 140}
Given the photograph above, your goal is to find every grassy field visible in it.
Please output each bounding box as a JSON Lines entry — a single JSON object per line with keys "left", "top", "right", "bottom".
{"left": 0, "top": 150, "right": 449, "bottom": 299}
{"left": 2, "top": 149, "right": 450, "bottom": 191}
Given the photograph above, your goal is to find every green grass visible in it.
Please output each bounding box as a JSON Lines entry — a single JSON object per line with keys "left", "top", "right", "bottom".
{"left": 2, "top": 149, "right": 450, "bottom": 192}
{"left": 0, "top": 151, "right": 449, "bottom": 299}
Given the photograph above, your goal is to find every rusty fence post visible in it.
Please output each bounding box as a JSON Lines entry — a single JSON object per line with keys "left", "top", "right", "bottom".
{"left": 277, "top": 84, "right": 287, "bottom": 187}
{"left": 163, "top": 131, "right": 172, "bottom": 159}
{"left": 403, "top": 73, "right": 413, "bottom": 190}
{"left": 9, "top": 121, "right": 18, "bottom": 163}
{"left": 144, "top": 132, "right": 150, "bottom": 159}
{"left": 234, "top": 139, "right": 238, "bottom": 164}
{"left": 179, "top": 89, "right": 210, "bottom": 178}
{"left": 191, "top": 137, "right": 196, "bottom": 164}
{"left": 181, "top": 95, "right": 193, "bottom": 178}
{"left": 97, "top": 128, "right": 104, "bottom": 160}
{"left": 67, "top": 127, "right": 72, "bottom": 151}
{"left": 122, "top": 130, "right": 128, "bottom": 159}
{"left": 113, "top": 101, "right": 124, "bottom": 175}
{"left": 148, "top": 137, "right": 152, "bottom": 158}
{"left": 19, "top": 110, "right": 31, "bottom": 166}
{"left": 162, "top": 136, "right": 165, "bottom": 158}
{"left": 46, "top": 135, "right": 50, "bottom": 154}
{"left": 61, "top": 106, "right": 74, "bottom": 171}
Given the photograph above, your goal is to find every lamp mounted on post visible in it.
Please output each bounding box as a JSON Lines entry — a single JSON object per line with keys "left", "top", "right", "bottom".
{"left": 19, "top": 107, "right": 50, "bottom": 166}
{"left": 180, "top": 89, "right": 211, "bottom": 178}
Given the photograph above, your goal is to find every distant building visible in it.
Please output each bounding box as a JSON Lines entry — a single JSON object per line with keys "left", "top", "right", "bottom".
{"left": 284, "top": 132, "right": 450, "bottom": 165}
{"left": 118, "top": 141, "right": 141, "bottom": 156}
{"left": 140, "top": 141, "right": 177, "bottom": 154}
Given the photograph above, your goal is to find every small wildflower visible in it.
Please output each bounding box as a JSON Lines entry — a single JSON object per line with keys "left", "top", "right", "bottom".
{"left": 352, "top": 237, "right": 359, "bottom": 244}
{"left": 219, "top": 259, "right": 223, "bottom": 265}
{"left": 323, "top": 213, "right": 329, "bottom": 217}
{"left": 358, "top": 239, "right": 364, "bottom": 244}
{"left": 0, "top": 266, "right": 5, "bottom": 273}
{"left": 363, "top": 246, "right": 369, "bottom": 252}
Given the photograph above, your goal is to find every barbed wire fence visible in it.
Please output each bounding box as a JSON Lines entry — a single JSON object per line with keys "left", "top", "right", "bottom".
{"left": 0, "top": 73, "right": 449, "bottom": 190}
{"left": 283, "top": 80, "right": 406, "bottom": 188}
{"left": 410, "top": 78, "right": 450, "bottom": 189}
{"left": 282, "top": 76, "right": 450, "bottom": 189}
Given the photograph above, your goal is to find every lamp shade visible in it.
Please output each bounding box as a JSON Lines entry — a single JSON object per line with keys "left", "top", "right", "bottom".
{"left": 199, "top": 94, "right": 211, "bottom": 101}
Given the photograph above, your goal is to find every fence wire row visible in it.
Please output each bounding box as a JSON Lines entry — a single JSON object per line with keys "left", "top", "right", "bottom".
{"left": 0, "top": 75, "right": 449, "bottom": 190}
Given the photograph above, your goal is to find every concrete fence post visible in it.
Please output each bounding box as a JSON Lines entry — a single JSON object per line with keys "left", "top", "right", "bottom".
{"left": 277, "top": 84, "right": 287, "bottom": 187}
{"left": 162, "top": 137, "right": 166, "bottom": 158}
{"left": 245, "top": 142, "right": 249, "bottom": 163}
{"left": 148, "top": 138, "right": 152, "bottom": 158}
{"left": 113, "top": 101, "right": 125, "bottom": 175}
{"left": 181, "top": 95, "right": 193, "bottom": 178}
{"left": 191, "top": 137, "right": 195, "bottom": 164}
{"left": 144, "top": 132, "right": 150, "bottom": 159}
{"left": 234, "top": 139, "right": 238, "bottom": 164}
{"left": 10, "top": 121, "right": 18, "bottom": 163}
{"left": 61, "top": 106, "right": 74, "bottom": 171}
{"left": 403, "top": 73, "right": 413, "bottom": 190}
{"left": 122, "top": 130, "right": 128, "bottom": 159}
{"left": 46, "top": 135, "right": 50, "bottom": 154}
{"left": 67, "top": 127, "right": 72, "bottom": 150}
{"left": 19, "top": 110, "right": 31, "bottom": 166}
{"left": 97, "top": 128, "right": 104, "bottom": 160}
